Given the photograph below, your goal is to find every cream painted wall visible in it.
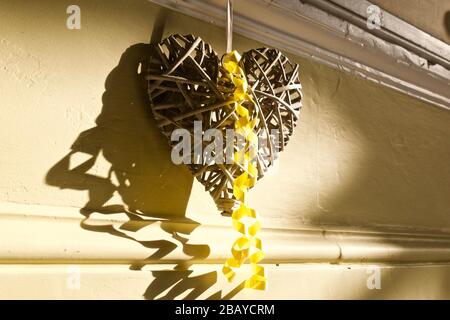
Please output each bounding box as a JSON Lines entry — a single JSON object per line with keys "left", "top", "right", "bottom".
{"left": 1, "top": 0, "right": 450, "bottom": 299}
{"left": 1, "top": 0, "right": 450, "bottom": 231}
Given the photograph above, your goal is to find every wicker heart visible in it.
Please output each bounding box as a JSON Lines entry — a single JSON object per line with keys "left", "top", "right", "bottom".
{"left": 146, "top": 34, "right": 302, "bottom": 214}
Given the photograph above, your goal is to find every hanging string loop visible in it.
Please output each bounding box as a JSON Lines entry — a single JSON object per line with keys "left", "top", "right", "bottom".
{"left": 226, "top": 0, "right": 233, "bottom": 53}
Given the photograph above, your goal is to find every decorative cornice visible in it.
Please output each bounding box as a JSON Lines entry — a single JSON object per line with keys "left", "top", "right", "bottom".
{"left": 150, "top": 0, "right": 450, "bottom": 111}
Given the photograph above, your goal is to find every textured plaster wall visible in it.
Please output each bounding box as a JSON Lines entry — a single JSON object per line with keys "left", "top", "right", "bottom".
{"left": 1, "top": 0, "right": 450, "bottom": 232}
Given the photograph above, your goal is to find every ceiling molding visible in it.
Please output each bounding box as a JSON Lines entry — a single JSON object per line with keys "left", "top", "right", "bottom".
{"left": 310, "top": 0, "right": 450, "bottom": 69}
{"left": 150, "top": 0, "right": 450, "bottom": 111}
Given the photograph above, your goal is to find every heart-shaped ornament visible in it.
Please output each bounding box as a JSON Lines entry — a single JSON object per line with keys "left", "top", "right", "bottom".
{"left": 146, "top": 34, "right": 302, "bottom": 215}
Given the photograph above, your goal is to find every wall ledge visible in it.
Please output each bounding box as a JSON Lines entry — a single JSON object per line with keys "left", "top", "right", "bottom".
{"left": 1, "top": 202, "right": 450, "bottom": 265}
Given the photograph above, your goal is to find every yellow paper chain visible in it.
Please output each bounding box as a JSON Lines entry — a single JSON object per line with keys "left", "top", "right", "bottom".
{"left": 220, "top": 51, "right": 267, "bottom": 291}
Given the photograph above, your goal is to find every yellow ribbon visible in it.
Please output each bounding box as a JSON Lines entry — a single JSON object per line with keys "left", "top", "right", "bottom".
{"left": 219, "top": 51, "right": 267, "bottom": 291}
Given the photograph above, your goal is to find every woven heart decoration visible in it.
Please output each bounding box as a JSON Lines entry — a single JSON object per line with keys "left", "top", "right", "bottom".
{"left": 146, "top": 34, "right": 302, "bottom": 213}
{"left": 146, "top": 34, "right": 302, "bottom": 290}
